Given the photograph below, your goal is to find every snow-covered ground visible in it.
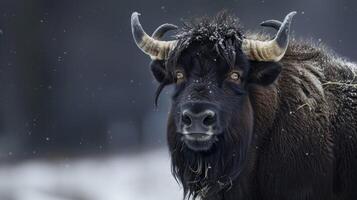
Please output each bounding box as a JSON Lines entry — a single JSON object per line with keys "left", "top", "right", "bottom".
{"left": 0, "top": 149, "right": 182, "bottom": 200}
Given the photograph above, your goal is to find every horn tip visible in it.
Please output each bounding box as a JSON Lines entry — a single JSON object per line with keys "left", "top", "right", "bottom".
{"left": 131, "top": 12, "right": 142, "bottom": 22}
{"left": 282, "top": 11, "right": 297, "bottom": 25}
{"left": 132, "top": 12, "right": 141, "bottom": 17}
{"left": 287, "top": 11, "right": 297, "bottom": 18}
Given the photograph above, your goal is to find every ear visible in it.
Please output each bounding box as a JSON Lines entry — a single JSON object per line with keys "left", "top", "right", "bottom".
{"left": 150, "top": 59, "right": 167, "bottom": 83}
{"left": 150, "top": 59, "right": 173, "bottom": 106}
{"left": 247, "top": 61, "right": 282, "bottom": 86}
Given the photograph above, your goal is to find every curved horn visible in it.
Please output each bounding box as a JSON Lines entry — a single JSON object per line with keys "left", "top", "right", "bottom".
{"left": 131, "top": 12, "right": 177, "bottom": 60}
{"left": 152, "top": 23, "right": 178, "bottom": 39}
{"left": 242, "top": 11, "right": 297, "bottom": 62}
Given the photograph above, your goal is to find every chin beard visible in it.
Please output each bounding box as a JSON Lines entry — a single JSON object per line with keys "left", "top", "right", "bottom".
{"left": 169, "top": 128, "right": 252, "bottom": 199}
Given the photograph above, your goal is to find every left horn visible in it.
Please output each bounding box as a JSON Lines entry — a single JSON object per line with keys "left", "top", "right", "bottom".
{"left": 131, "top": 12, "right": 177, "bottom": 60}
{"left": 242, "top": 11, "right": 297, "bottom": 62}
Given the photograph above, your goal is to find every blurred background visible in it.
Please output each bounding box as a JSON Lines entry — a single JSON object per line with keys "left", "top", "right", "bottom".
{"left": 0, "top": 0, "right": 356, "bottom": 199}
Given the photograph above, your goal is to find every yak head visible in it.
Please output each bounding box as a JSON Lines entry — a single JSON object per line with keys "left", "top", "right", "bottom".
{"left": 131, "top": 11, "right": 296, "bottom": 198}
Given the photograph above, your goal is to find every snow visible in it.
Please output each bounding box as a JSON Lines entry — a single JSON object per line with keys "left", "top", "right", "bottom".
{"left": 0, "top": 149, "right": 182, "bottom": 200}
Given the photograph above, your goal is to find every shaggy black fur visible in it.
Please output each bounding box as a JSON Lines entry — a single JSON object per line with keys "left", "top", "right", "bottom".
{"left": 149, "top": 12, "right": 357, "bottom": 200}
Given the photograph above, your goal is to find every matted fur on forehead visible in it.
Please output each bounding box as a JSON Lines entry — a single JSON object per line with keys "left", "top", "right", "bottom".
{"left": 168, "top": 11, "right": 245, "bottom": 68}
{"left": 176, "top": 11, "right": 244, "bottom": 45}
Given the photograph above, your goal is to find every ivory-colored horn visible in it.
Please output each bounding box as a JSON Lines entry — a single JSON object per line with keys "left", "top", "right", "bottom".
{"left": 131, "top": 12, "right": 177, "bottom": 60}
{"left": 242, "top": 11, "right": 297, "bottom": 62}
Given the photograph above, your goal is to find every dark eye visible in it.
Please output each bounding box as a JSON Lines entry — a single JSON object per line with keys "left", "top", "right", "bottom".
{"left": 176, "top": 72, "right": 184, "bottom": 79}
{"left": 228, "top": 72, "right": 240, "bottom": 82}
{"left": 175, "top": 70, "right": 185, "bottom": 82}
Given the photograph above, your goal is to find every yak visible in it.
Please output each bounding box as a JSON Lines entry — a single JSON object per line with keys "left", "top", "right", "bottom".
{"left": 130, "top": 11, "right": 357, "bottom": 200}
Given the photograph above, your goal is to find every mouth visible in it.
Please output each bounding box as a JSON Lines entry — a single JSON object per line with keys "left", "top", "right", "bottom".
{"left": 181, "top": 133, "right": 218, "bottom": 151}
{"left": 184, "top": 133, "right": 213, "bottom": 141}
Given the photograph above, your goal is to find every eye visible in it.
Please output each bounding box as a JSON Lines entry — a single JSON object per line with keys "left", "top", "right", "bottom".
{"left": 229, "top": 72, "right": 240, "bottom": 81}
{"left": 177, "top": 72, "right": 184, "bottom": 79}
{"left": 175, "top": 70, "right": 185, "bottom": 82}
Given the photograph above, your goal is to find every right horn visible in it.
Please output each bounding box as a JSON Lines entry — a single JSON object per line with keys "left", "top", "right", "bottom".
{"left": 131, "top": 12, "right": 177, "bottom": 60}
{"left": 241, "top": 11, "right": 297, "bottom": 62}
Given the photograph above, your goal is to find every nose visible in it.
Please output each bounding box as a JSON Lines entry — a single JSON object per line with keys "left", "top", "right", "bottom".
{"left": 181, "top": 109, "right": 216, "bottom": 127}
{"left": 180, "top": 102, "right": 220, "bottom": 134}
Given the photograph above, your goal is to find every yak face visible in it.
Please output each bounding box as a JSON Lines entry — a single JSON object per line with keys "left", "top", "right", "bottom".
{"left": 154, "top": 20, "right": 282, "bottom": 197}
{"left": 152, "top": 14, "right": 282, "bottom": 153}
{"left": 169, "top": 40, "right": 252, "bottom": 152}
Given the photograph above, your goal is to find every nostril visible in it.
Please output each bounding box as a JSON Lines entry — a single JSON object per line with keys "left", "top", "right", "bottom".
{"left": 182, "top": 112, "right": 192, "bottom": 126}
{"left": 203, "top": 112, "right": 216, "bottom": 126}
